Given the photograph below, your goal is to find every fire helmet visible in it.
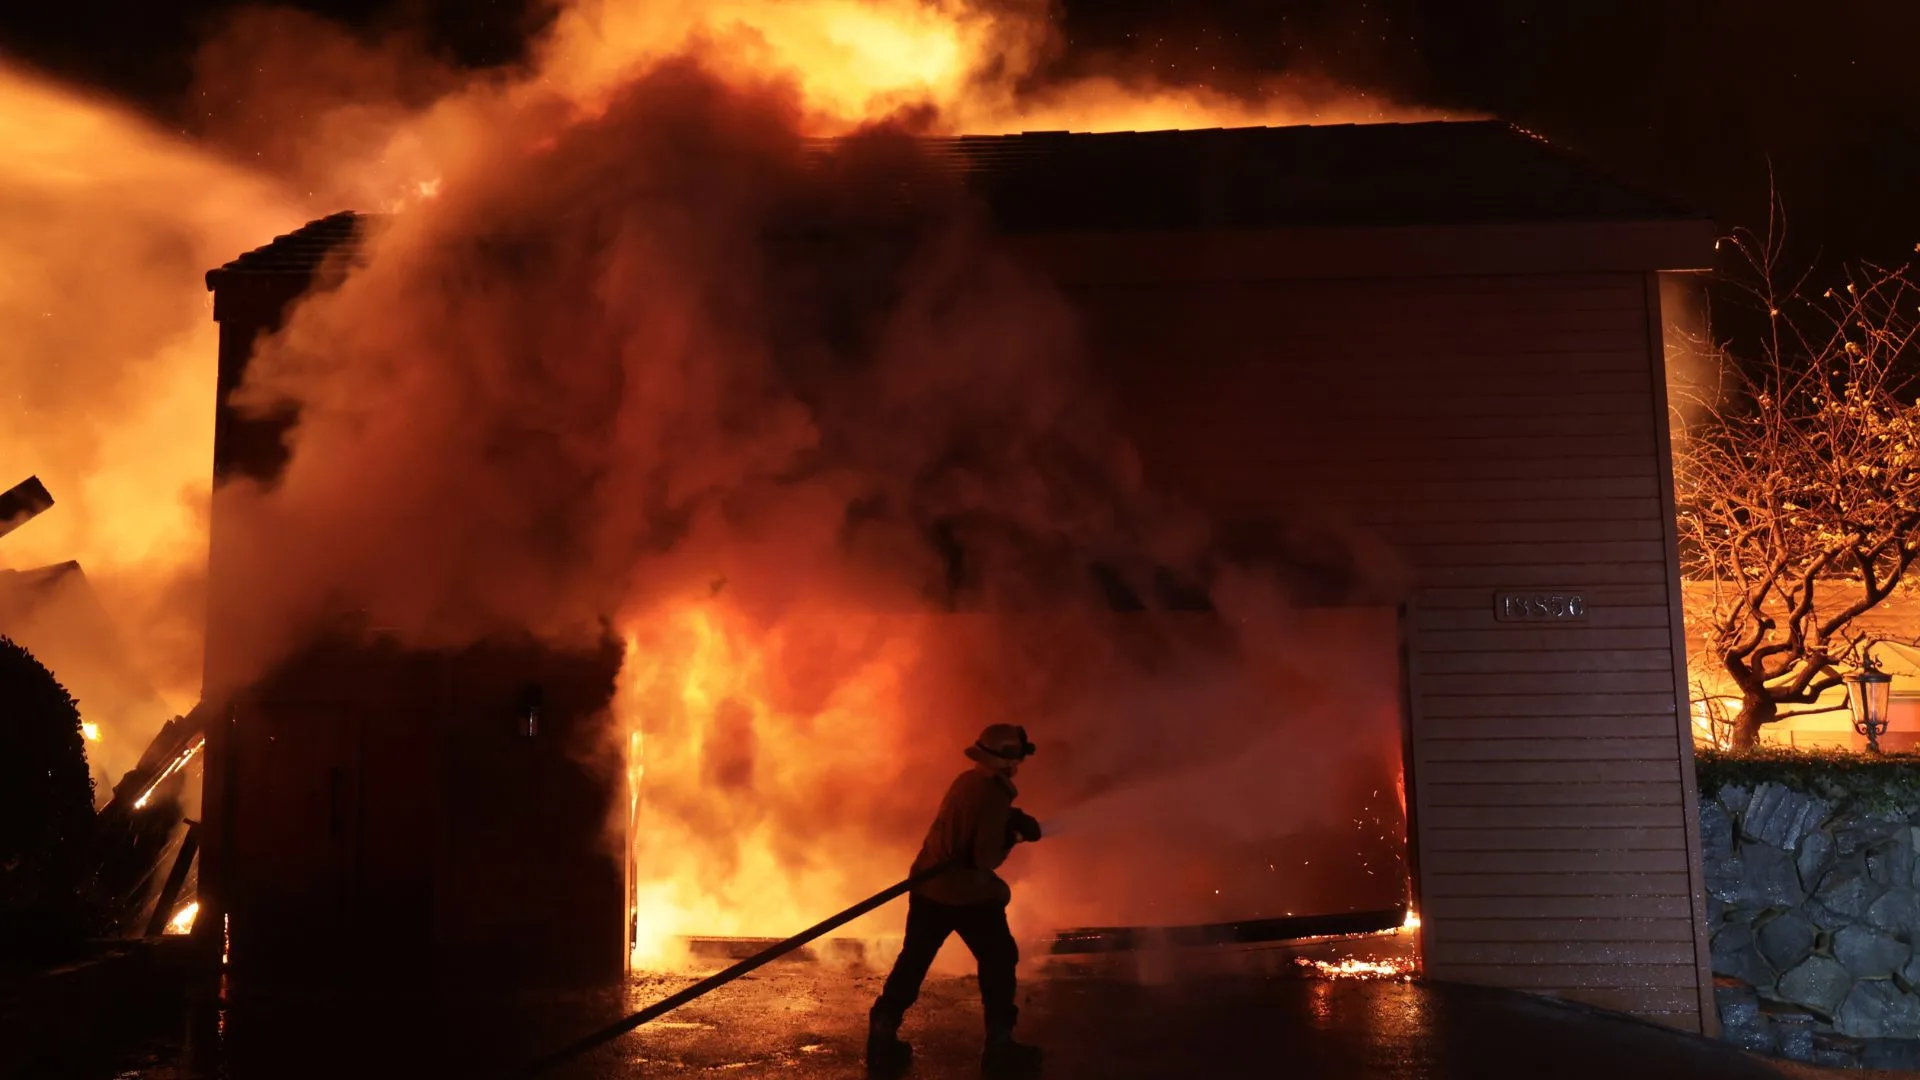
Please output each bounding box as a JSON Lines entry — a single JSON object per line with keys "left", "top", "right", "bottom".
{"left": 966, "top": 724, "right": 1036, "bottom": 764}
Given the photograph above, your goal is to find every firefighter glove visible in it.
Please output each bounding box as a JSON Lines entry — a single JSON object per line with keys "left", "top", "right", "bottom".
{"left": 1009, "top": 809, "right": 1043, "bottom": 844}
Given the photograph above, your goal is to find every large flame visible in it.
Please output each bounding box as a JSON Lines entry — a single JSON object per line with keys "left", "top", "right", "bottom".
{"left": 620, "top": 601, "right": 934, "bottom": 966}
{"left": 613, "top": 596, "right": 1411, "bottom": 969}
{"left": 195, "top": 0, "right": 1444, "bottom": 210}
{"left": 539, "top": 0, "right": 1433, "bottom": 135}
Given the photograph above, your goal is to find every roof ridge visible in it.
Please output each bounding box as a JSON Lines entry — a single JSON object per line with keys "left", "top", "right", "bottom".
{"left": 206, "top": 123, "right": 1707, "bottom": 286}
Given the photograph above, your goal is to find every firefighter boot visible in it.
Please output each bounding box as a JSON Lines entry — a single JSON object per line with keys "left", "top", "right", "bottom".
{"left": 866, "top": 1009, "right": 912, "bottom": 1077}
{"left": 981, "top": 1026, "right": 1042, "bottom": 1076}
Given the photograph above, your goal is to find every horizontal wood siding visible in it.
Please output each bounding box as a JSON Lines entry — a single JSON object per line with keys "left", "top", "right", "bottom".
{"left": 1079, "top": 272, "right": 1706, "bottom": 1029}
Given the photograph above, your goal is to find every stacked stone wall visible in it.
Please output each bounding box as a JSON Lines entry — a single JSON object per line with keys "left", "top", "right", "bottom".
{"left": 1703, "top": 766, "right": 1920, "bottom": 1069}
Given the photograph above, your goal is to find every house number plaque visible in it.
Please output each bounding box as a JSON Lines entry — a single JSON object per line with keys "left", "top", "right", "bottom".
{"left": 1494, "top": 591, "right": 1587, "bottom": 622}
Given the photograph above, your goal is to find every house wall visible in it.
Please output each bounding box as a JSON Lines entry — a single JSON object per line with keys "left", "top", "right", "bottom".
{"left": 1069, "top": 268, "right": 1713, "bottom": 1030}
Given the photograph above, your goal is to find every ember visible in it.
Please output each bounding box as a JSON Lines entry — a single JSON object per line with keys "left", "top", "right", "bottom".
{"left": 1295, "top": 955, "right": 1415, "bottom": 981}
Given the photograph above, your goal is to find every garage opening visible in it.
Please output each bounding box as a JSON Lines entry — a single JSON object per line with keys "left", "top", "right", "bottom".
{"left": 617, "top": 580, "right": 1416, "bottom": 979}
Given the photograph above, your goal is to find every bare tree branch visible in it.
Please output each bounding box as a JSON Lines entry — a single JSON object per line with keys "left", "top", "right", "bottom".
{"left": 1673, "top": 221, "right": 1920, "bottom": 749}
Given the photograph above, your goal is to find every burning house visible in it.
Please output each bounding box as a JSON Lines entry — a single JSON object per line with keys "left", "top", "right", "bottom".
{"left": 198, "top": 120, "right": 1717, "bottom": 1030}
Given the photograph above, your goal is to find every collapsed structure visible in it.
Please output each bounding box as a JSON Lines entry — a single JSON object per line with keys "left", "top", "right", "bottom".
{"left": 0, "top": 476, "right": 201, "bottom": 938}
{"left": 199, "top": 121, "right": 1719, "bottom": 1028}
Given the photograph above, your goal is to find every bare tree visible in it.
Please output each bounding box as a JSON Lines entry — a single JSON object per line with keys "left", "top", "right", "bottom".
{"left": 1672, "top": 205, "right": 1920, "bottom": 750}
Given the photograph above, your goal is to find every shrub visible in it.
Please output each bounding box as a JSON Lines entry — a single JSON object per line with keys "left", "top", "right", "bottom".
{"left": 0, "top": 635, "right": 96, "bottom": 969}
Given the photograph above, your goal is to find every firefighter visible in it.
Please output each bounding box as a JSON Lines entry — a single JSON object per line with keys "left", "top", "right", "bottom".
{"left": 868, "top": 723, "right": 1044, "bottom": 1076}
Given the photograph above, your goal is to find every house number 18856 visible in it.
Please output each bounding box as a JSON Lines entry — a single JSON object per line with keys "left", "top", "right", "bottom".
{"left": 1495, "top": 592, "right": 1587, "bottom": 621}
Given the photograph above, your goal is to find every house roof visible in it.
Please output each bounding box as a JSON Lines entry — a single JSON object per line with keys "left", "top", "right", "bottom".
{"left": 206, "top": 210, "right": 366, "bottom": 285}
{"left": 207, "top": 121, "right": 1707, "bottom": 287}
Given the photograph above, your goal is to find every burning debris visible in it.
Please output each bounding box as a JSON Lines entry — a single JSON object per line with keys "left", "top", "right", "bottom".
{"left": 1294, "top": 956, "right": 1416, "bottom": 981}
{"left": 1289, "top": 909, "right": 1422, "bottom": 982}
{"left": 84, "top": 708, "right": 210, "bottom": 939}
{"left": 0, "top": 473, "right": 206, "bottom": 940}
{"left": 0, "top": 476, "right": 53, "bottom": 540}
{"left": 130, "top": 735, "right": 203, "bottom": 811}
{"left": 164, "top": 900, "right": 200, "bottom": 936}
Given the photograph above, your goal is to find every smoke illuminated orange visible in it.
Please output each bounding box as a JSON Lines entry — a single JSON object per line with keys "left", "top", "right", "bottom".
{"left": 0, "top": 64, "right": 303, "bottom": 782}
{"left": 7, "top": 0, "right": 1426, "bottom": 963}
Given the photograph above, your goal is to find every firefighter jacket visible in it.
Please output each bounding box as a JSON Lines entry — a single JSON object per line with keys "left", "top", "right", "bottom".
{"left": 909, "top": 765, "right": 1019, "bottom": 907}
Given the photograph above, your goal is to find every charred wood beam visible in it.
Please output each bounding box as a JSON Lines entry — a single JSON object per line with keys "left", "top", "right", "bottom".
{"left": 102, "top": 705, "right": 210, "bottom": 816}
{"left": 0, "top": 475, "right": 53, "bottom": 540}
{"left": 144, "top": 820, "right": 201, "bottom": 938}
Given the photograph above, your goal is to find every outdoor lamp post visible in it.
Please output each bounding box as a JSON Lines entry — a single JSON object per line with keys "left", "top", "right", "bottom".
{"left": 1846, "top": 650, "right": 1895, "bottom": 754}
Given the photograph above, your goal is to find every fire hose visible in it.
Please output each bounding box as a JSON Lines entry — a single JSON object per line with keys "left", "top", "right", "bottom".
{"left": 501, "top": 858, "right": 958, "bottom": 1079}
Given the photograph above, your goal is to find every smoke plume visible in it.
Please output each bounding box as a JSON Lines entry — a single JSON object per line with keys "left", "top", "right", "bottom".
{"left": 208, "top": 33, "right": 1406, "bottom": 949}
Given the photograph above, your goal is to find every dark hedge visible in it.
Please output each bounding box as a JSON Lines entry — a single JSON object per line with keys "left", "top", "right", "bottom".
{"left": 1696, "top": 746, "right": 1920, "bottom": 815}
{"left": 0, "top": 635, "right": 96, "bottom": 970}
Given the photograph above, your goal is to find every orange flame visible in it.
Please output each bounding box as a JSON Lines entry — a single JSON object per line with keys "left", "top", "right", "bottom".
{"left": 165, "top": 901, "right": 200, "bottom": 935}
{"left": 620, "top": 601, "right": 931, "bottom": 967}
{"left": 537, "top": 0, "right": 1439, "bottom": 136}
{"left": 214, "top": 0, "right": 1447, "bottom": 209}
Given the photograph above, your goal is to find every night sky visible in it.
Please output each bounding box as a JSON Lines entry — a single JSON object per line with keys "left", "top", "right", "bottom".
{"left": 2, "top": 0, "right": 1914, "bottom": 269}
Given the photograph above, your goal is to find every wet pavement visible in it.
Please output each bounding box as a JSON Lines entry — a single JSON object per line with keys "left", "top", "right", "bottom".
{"left": 11, "top": 939, "right": 1899, "bottom": 1080}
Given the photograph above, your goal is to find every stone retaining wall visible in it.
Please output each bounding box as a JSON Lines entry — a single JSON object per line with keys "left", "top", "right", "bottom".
{"left": 1705, "top": 778, "right": 1920, "bottom": 1069}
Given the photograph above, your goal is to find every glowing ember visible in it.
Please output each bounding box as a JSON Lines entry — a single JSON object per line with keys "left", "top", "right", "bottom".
{"left": 80, "top": 722, "right": 100, "bottom": 742}
{"left": 1295, "top": 955, "right": 1415, "bottom": 980}
{"left": 165, "top": 901, "right": 199, "bottom": 935}
{"left": 1289, "top": 907, "right": 1419, "bottom": 980}
{"left": 132, "top": 736, "right": 205, "bottom": 810}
